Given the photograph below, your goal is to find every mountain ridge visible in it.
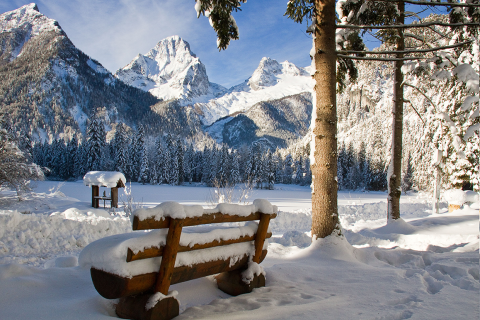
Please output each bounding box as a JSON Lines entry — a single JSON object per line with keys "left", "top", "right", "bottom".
{"left": 0, "top": 4, "right": 314, "bottom": 150}
{"left": 0, "top": 3, "right": 165, "bottom": 141}
{"left": 115, "top": 37, "right": 314, "bottom": 126}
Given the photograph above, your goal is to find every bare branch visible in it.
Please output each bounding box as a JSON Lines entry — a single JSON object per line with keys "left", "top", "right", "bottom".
{"left": 374, "top": 0, "right": 480, "bottom": 7}
{"left": 402, "top": 83, "right": 438, "bottom": 112}
{"left": 426, "top": 26, "right": 450, "bottom": 39}
{"left": 337, "top": 54, "right": 428, "bottom": 61}
{"left": 337, "top": 21, "right": 479, "bottom": 29}
{"left": 404, "top": 100, "right": 426, "bottom": 125}
{"left": 336, "top": 40, "right": 472, "bottom": 55}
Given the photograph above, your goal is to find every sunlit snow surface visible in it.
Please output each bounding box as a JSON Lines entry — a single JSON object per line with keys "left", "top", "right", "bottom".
{"left": 0, "top": 181, "right": 478, "bottom": 319}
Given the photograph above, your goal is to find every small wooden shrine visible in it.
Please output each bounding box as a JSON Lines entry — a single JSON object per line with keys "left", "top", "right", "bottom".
{"left": 83, "top": 171, "right": 126, "bottom": 208}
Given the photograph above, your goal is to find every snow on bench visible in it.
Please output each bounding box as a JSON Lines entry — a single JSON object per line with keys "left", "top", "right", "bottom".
{"left": 80, "top": 199, "right": 277, "bottom": 320}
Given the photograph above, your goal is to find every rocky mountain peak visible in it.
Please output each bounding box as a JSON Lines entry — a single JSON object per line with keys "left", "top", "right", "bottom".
{"left": 248, "top": 57, "right": 282, "bottom": 90}
{"left": 0, "top": 3, "right": 64, "bottom": 63}
{"left": 248, "top": 57, "right": 308, "bottom": 91}
{"left": 147, "top": 35, "right": 196, "bottom": 60}
{"left": 1, "top": 3, "right": 61, "bottom": 36}
{"left": 115, "top": 35, "right": 212, "bottom": 101}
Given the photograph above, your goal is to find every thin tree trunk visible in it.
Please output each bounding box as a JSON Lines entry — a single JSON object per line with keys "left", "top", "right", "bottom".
{"left": 387, "top": 1, "right": 405, "bottom": 221}
{"left": 311, "top": 0, "right": 339, "bottom": 238}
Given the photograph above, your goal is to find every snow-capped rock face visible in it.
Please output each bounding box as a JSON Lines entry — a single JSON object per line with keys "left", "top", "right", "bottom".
{"left": 205, "top": 92, "right": 312, "bottom": 149}
{"left": 247, "top": 58, "right": 309, "bottom": 90}
{"left": 0, "top": 3, "right": 61, "bottom": 62}
{"left": 248, "top": 57, "right": 283, "bottom": 90}
{"left": 191, "top": 57, "right": 313, "bottom": 126}
{"left": 0, "top": 4, "right": 161, "bottom": 142}
{"left": 115, "top": 36, "right": 224, "bottom": 101}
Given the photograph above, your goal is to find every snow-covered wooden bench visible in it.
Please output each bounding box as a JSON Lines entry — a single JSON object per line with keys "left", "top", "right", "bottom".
{"left": 79, "top": 199, "right": 277, "bottom": 320}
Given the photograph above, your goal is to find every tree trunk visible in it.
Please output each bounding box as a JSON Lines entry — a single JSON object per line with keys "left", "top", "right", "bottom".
{"left": 311, "top": 0, "right": 339, "bottom": 238}
{"left": 387, "top": 2, "right": 405, "bottom": 221}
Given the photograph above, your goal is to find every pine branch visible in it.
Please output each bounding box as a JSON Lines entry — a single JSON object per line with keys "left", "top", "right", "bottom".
{"left": 402, "top": 83, "right": 438, "bottom": 112}
{"left": 337, "top": 54, "right": 428, "bottom": 61}
{"left": 374, "top": 0, "right": 480, "bottom": 7}
{"left": 426, "top": 26, "right": 451, "bottom": 39}
{"left": 337, "top": 21, "right": 479, "bottom": 29}
{"left": 336, "top": 40, "right": 472, "bottom": 55}
{"left": 404, "top": 100, "right": 426, "bottom": 125}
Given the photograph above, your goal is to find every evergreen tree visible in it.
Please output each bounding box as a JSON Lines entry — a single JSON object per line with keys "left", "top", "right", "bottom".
{"left": 176, "top": 137, "right": 185, "bottom": 185}
{"left": 74, "top": 141, "right": 86, "bottom": 178}
{"left": 130, "top": 126, "right": 145, "bottom": 181}
{"left": 337, "top": 0, "right": 479, "bottom": 219}
{"left": 194, "top": 150, "right": 203, "bottom": 182}
{"left": 138, "top": 142, "right": 149, "bottom": 184}
{"left": 165, "top": 134, "right": 178, "bottom": 185}
{"left": 274, "top": 149, "right": 283, "bottom": 184}
{"left": 402, "top": 152, "right": 414, "bottom": 192}
{"left": 66, "top": 136, "right": 78, "bottom": 179}
{"left": 207, "top": 147, "right": 218, "bottom": 186}
{"left": 283, "top": 153, "right": 293, "bottom": 185}
{"left": 85, "top": 117, "right": 106, "bottom": 172}
{"left": 184, "top": 143, "right": 195, "bottom": 184}
{"left": 357, "top": 141, "right": 368, "bottom": 190}
{"left": 217, "top": 144, "right": 230, "bottom": 186}
{"left": 230, "top": 150, "right": 240, "bottom": 185}
{"left": 293, "top": 154, "right": 303, "bottom": 185}
{"left": 201, "top": 146, "right": 210, "bottom": 184}
{"left": 337, "top": 142, "right": 346, "bottom": 190}
{"left": 266, "top": 149, "right": 275, "bottom": 190}
{"left": 302, "top": 155, "right": 312, "bottom": 186}
{"left": 154, "top": 136, "right": 166, "bottom": 184}
{"left": 113, "top": 123, "right": 129, "bottom": 175}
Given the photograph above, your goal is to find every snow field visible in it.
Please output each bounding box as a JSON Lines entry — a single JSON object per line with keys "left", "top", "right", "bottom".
{"left": 0, "top": 181, "right": 478, "bottom": 319}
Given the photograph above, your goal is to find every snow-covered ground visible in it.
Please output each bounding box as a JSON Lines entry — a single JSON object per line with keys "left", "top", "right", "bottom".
{"left": 0, "top": 181, "right": 478, "bottom": 319}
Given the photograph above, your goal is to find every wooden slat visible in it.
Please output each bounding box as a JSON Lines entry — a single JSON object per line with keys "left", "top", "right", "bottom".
{"left": 132, "top": 212, "right": 277, "bottom": 230}
{"left": 92, "top": 185, "right": 99, "bottom": 208}
{"left": 127, "top": 232, "right": 273, "bottom": 262}
{"left": 154, "top": 218, "right": 183, "bottom": 294}
{"left": 90, "top": 250, "right": 268, "bottom": 299}
{"left": 253, "top": 213, "right": 272, "bottom": 263}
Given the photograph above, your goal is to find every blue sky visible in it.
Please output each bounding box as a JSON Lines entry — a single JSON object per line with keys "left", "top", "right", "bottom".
{"left": 1, "top": 1, "right": 443, "bottom": 88}
{"left": 0, "top": 0, "right": 321, "bottom": 88}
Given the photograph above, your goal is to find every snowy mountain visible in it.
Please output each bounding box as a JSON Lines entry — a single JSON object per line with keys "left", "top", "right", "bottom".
{"left": 190, "top": 57, "right": 314, "bottom": 126}
{"left": 0, "top": 4, "right": 313, "bottom": 148}
{"left": 115, "top": 36, "right": 226, "bottom": 101}
{"left": 0, "top": 3, "right": 161, "bottom": 141}
{"left": 206, "top": 92, "right": 312, "bottom": 149}
{"left": 116, "top": 38, "right": 314, "bottom": 127}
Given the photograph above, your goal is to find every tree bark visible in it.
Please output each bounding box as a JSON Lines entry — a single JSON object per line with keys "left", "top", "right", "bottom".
{"left": 387, "top": 1, "right": 405, "bottom": 221}
{"left": 311, "top": 0, "right": 339, "bottom": 238}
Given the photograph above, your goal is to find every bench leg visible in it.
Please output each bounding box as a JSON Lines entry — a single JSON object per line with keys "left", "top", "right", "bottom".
{"left": 215, "top": 269, "right": 266, "bottom": 296}
{"left": 116, "top": 293, "right": 179, "bottom": 320}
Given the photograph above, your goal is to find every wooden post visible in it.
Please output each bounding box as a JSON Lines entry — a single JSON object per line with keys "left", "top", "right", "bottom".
{"left": 252, "top": 213, "right": 271, "bottom": 263}
{"left": 92, "top": 185, "right": 99, "bottom": 208}
{"left": 111, "top": 187, "right": 118, "bottom": 208}
{"left": 154, "top": 218, "right": 183, "bottom": 295}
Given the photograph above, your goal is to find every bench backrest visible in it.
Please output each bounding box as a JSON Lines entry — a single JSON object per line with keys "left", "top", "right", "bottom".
{"left": 129, "top": 202, "right": 277, "bottom": 295}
